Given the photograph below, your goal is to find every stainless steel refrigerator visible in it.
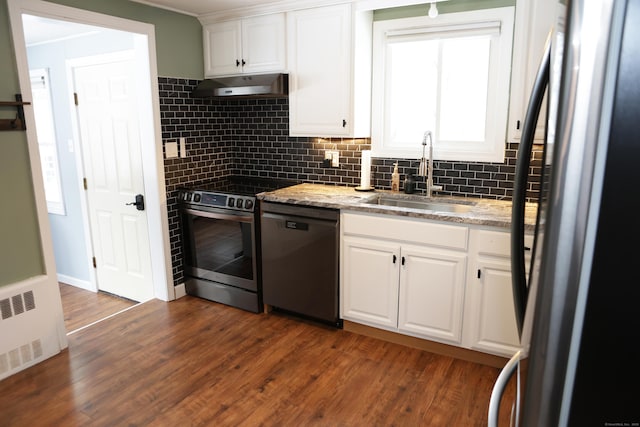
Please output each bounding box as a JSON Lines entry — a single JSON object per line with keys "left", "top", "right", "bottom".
{"left": 489, "top": 0, "right": 640, "bottom": 425}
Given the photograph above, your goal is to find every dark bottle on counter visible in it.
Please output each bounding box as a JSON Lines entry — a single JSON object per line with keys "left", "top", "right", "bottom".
{"left": 404, "top": 173, "right": 416, "bottom": 194}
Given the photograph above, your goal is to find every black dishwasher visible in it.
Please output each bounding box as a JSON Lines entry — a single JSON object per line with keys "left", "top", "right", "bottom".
{"left": 260, "top": 202, "right": 341, "bottom": 327}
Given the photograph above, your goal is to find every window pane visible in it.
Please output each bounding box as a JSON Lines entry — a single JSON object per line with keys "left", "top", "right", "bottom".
{"left": 372, "top": 8, "right": 514, "bottom": 161}
{"left": 439, "top": 36, "right": 490, "bottom": 142}
{"left": 386, "top": 40, "right": 438, "bottom": 148}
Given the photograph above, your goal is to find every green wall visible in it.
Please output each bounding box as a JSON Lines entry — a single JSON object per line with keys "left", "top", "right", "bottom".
{"left": 374, "top": 0, "right": 515, "bottom": 20}
{"left": 0, "top": 0, "right": 202, "bottom": 286}
{"left": 43, "top": 0, "right": 203, "bottom": 79}
{"left": 0, "top": 1, "right": 44, "bottom": 285}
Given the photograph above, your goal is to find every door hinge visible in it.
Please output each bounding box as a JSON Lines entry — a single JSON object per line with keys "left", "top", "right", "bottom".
{"left": 92, "top": 257, "right": 97, "bottom": 268}
{"left": 83, "top": 178, "right": 88, "bottom": 190}
{"left": 477, "top": 269, "right": 481, "bottom": 279}
{"left": 74, "top": 92, "right": 79, "bottom": 106}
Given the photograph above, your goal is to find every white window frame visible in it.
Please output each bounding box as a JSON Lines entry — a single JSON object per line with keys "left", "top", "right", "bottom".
{"left": 371, "top": 7, "right": 514, "bottom": 162}
{"left": 30, "top": 68, "right": 66, "bottom": 215}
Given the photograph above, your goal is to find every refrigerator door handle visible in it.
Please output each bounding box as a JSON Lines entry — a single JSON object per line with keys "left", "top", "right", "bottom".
{"left": 511, "top": 33, "right": 552, "bottom": 337}
{"left": 488, "top": 350, "right": 522, "bottom": 427}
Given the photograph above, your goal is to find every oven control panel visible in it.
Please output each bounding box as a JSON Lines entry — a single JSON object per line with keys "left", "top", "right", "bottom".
{"left": 179, "top": 190, "right": 255, "bottom": 212}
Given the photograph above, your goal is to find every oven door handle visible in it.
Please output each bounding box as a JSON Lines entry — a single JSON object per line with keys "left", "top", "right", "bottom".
{"left": 182, "top": 208, "right": 253, "bottom": 223}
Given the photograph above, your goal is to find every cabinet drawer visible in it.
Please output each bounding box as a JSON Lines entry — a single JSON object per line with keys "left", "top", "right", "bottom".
{"left": 342, "top": 212, "right": 468, "bottom": 251}
{"left": 475, "top": 229, "right": 533, "bottom": 257}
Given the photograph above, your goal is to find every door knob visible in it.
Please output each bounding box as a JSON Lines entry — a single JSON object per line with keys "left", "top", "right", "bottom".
{"left": 126, "top": 194, "right": 145, "bottom": 211}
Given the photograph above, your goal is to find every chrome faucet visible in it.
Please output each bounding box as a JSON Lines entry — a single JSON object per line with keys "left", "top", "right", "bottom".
{"left": 418, "top": 131, "right": 440, "bottom": 197}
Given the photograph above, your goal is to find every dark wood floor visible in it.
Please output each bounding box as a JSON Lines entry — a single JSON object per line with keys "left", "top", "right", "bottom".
{"left": 58, "top": 282, "right": 138, "bottom": 332}
{"left": 0, "top": 296, "right": 514, "bottom": 426}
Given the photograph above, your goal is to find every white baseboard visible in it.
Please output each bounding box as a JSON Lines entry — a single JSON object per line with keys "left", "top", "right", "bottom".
{"left": 174, "top": 283, "right": 186, "bottom": 299}
{"left": 57, "top": 274, "right": 95, "bottom": 292}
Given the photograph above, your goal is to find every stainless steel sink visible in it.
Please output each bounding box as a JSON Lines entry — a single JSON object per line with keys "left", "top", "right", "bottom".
{"left": 364, "top": 197, "right": 474, "bottom": 213}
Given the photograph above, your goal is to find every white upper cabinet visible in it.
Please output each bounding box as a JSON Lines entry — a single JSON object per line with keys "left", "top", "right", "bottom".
{"left": 287, "top": 4, "right": 372, "bottom": 137}
{"left": 508, "top": 0, "right": 558, "bottom": 142}
{"left": 203, "top": 13, "right": 286, "bottom": 77}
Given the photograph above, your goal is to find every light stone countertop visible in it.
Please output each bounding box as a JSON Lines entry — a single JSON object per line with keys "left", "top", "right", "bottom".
{"left": 257, "top": 183, "right": 538, "bottom": 231}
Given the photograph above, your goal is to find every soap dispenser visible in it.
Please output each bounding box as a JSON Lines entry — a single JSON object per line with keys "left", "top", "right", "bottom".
{"left": 404, "top": 173, "right": 416, "bottom": 194}
{"left": 391, "top": 163, "right": 400, "bottom": 192}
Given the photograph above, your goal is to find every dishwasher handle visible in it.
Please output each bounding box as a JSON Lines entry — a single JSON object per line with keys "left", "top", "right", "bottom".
{"left": 262, "top": 212, "right": 337, "bottom": 230}
{"left": 285, "top": 219, "right": 308, "bottom": 231}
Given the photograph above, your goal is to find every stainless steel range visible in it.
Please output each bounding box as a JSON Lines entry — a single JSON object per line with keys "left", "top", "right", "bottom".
{"left": 178, "top": 177, "right": 297, "bottom": 313}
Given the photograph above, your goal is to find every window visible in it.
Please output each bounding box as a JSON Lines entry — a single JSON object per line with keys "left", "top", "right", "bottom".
{"left": 371, "top": 8, "right": 514, "bottom": 162}
{"left": 30, "top": 68, "right": 66, "bottom": 215}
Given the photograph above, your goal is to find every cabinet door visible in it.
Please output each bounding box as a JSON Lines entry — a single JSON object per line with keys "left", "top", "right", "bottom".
{"left": 398, "top": 245, "right": 467, "bottom": 344}
{"left": 287, "top": 4, "right": 352, "bottom": 136}
{"left": 204, "top": 20, "right": 242, "bottom": 77}
{"left": 341, "top": 236, "right": 400, "bottom": 330}
{"left": 465, "top": 258, "right": 521, "bottom": 356}
{"left": 242, "top": 14, "right": 286, "bottom": 74}
{"left": 508, "top": 0, "right": 557, "bottom": 141}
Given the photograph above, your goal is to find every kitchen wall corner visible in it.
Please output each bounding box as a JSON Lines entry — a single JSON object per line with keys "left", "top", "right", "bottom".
{"left": 158, "top": 77, "right": 542, "bottom": 286}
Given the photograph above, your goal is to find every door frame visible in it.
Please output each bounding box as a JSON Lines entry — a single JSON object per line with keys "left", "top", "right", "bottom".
{"left": 7, "top": 0, "right": 175, "bottom": 301}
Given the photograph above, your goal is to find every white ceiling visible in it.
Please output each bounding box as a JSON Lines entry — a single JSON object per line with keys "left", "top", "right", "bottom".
{"left": 129, "top": 0, "right": 294, "bottom": 17}
{"left": 129, "top": 0, "right": 443, "bottom": 18}
{"left": 22, "top": 14, "right": 104, "bottom": 46}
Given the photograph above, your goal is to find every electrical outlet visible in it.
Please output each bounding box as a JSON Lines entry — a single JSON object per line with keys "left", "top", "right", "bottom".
{"left": 328, "top": 150, "right": 339, "bottom": 167}
{"left": 165, "top": 141, "right": 178, "bottom": 159}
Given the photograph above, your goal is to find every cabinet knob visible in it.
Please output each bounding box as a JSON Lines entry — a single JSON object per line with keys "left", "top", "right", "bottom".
{"left": 393, "top": 255, "right": 397, "bottom": 264}
{"left": 236, "top": 59, "right": 240, "bottom": 67}
{"left": 401, "top": 256, "right": 405, "bottom": 266}
{"left": 342, "top": 119, "right": 347, "bottom": 128}
{"left": 242, "top": 59, "right": 246, "bottom": 66}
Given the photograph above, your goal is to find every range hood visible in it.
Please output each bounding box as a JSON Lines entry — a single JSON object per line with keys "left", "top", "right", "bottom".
{"left": 191, "top": 73, "right": 288, "bottom": 98}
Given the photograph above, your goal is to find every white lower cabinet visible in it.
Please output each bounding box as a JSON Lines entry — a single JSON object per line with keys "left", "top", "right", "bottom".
{"left": 341, "top": 212, "right": 468, "bottom": 345}
{"left": 342, "top": 236, "right": 399, "bottom": 329}
{"left": 341, "top": 212, "right": 532, "bottom": 358}
{"left": 463, "top": 229, "right": 533, "bottom": 357}
{"left": 398, "top": 245, "right": 467, "bottom": 344}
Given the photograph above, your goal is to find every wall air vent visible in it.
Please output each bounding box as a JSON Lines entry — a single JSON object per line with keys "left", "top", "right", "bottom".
{"left": 0, "top": 299, "right": 11, "bottom": 320}
{"left": 0, "top": 339, "right": 44, "bottom": 375}
{"left": 24, "top": 291, "right": 35, "bottom": 311}
{"left": 12, "top": 295, "right": 24, "bottom": 315}
{"left": 0, "top": 291, "right": 37, "bottom": 321}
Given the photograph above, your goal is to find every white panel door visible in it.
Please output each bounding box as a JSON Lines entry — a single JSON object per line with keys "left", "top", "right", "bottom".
{"left": 398, "top": 245, "right": 467, "bottom": 344}
{"left": 341, "top": 236, "right": 400, "bottom": 329}
{"left": 73, "top": 52, "right": 154, "bottom": 302}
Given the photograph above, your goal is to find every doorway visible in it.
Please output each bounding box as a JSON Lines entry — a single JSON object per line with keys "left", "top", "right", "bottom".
{"left": 70, "top": 51, "right": 155, "bottom": 302}
{"left": 8, "top": 0, "right": 174, "bottom": 323}
{"left": 59, "top": 282, "right": 138, "bottom": 333}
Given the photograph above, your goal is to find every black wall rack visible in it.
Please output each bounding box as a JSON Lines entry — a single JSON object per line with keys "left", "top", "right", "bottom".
{"left": 0, "top": 94, "right": 30, "bottom": 131}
